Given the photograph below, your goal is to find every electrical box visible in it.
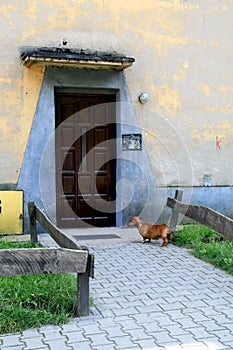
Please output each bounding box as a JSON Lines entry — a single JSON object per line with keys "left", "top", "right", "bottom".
{"left": 0, "top": 191, "right": 23, "bottom": 234}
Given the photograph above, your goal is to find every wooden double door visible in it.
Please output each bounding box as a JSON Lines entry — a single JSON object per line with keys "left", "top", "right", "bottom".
{"left": 55, "top": 93, "right": 116, "bottom": 227}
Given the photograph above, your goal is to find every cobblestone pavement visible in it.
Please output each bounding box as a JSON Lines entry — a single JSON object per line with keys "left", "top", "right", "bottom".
{"left": 0, "top": 228, "right": 233, "bottom": 350}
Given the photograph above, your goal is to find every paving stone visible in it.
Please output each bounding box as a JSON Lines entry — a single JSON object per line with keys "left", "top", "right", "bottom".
{"left": 104, "top": 325, "right": 125, "bottom": 338}
{"left": 196, "top": 306, "right": 221, "bottom": 317}
{"left": 97, "top": 318, "right": 117, "bottom": 328}
{"left": 187, "top": 312, "right": 210, "bottom": 323}
{"left": 209, "top": 313, "right": 232, "bottom": 324}
{"left": 138, "top": 321, "right": 163, "bottom": 333}
{"left": 199, "top": 320, "right": 226, "bottom": 332}
{"left": 44, "top": 338, "right": 72, "bottom": 350}
{"left": 86, "top": 333, "right": 115, "bottom": 347}
{"left": 188, "top": 326, "right": 214, "bottom": 339}
{"left": 160, "top": 302, "right": 186, "bottom": 312}
{"left": 135, "top": 304, "right": 163, "bottom": 313}
{"left": 181, "top": 300, "right": 209, "bottom": 309}
{"left": 223, "top": 323, "right": 233, "bottom": 332}
{"left": 113, "top": 306, "right": 139, "bottom": 317}
{"left": 165, "top": 309, "right": 186, "bottom": 320}
{"left": 69, "top": 341, "right": 93, "bottom": 350}
{"left": 126, "top": 327, "right": 153, "bottom": 341}
{"left": 151, "top": 331, "right": 177, "bottom": 346}
{"left": 115, "top": 317, "right": 140, "bottom": 331}
{"left": 166, "top": 324, "right": 189, "bottom": 336}
{"left": 203, "top": 297, "right": 229, "bottom": 307}
{"left": 125, "top": 293, "right": 156, "bottom": 302}
{"left": 118, "top": 300, "right": 145, "bottom": 309}
{"left": 39, "top": 328, "right": 63, "bottom": 340}
{"left": 65, "top": 330, "right": 88, "bottom": 343}
{"left": 61, "top": 322, "right": 82, "bottom": 333}
{"left": 0, "top": 333, "right": 25, "bottom": 348}
{"left": 133, "top": 337, "right": 161, "bottom": 349}
{"left": 213, "top": 304, "right": 233, "bottom": 317}
{"left": 21, "top": 336, "right": 45, "bottom": 350}
{"left": 172, "top": 333, "right": 197, "bottom": 345}
{"left": 81, "top": 324, "right": 104, "bottom": 335}
{"left": 152, "top": 315, "right": 174, "bottom": 327}
{"left": 20, "top": 329, "right": 41, "bottom": 339}
{"left": 110, "top": 335, "right": 136, "bottom": 348}
{"left": 211, "top": 329, "right": 233, "bottom": 342}
{"left": 97, "top": 308, "right": 116, "bottom": 317}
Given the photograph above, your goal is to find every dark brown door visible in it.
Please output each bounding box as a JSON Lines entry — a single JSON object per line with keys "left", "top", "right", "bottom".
{"left": 55, "top": 93, "right": 116, "bottom": 227}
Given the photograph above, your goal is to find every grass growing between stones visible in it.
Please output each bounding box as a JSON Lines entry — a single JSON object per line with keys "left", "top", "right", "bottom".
{"left": 173, "top": 224, "right": 233, "bottom": 275}
{"left": 0, "top": 241, "right": 78, "bottom": 334}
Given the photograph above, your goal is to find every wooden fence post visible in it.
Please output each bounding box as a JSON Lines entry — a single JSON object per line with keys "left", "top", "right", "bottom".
{"left": 77, "top": 254, "right": 94, "bottom": 317}
{"left": 169, "top": 190, "right": 183, "bottom": 232}
{"left": 28, "top": 202, "right": 38, "bottom": 243}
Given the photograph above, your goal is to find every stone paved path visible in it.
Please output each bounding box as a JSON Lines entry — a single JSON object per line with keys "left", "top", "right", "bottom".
{"left": 0, "top": 228, "right": 233, "bottom": 349}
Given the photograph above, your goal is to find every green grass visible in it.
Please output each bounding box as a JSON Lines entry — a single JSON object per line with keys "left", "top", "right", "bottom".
{"left": 173, "top": 225, "right": 233, "bottom": 275}
{"left": 0, "top": 241, "right": 78, "bottom": 334}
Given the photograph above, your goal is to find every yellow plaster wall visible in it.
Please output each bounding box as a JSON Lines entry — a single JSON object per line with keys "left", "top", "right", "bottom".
{"left": 1, "top": 0, "right": 233, "bottom": 186}
{"left": 0, "top": 54, "right": 45, "bottom": 183}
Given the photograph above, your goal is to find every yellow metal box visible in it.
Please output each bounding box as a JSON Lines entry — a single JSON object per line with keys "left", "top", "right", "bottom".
{"left": 0, "top": 191, "right": 23, "bottom": 234}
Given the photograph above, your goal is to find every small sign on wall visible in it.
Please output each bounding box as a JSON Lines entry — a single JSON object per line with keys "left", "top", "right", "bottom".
{"left": 122, "top": 134, "right": 142, "bottom": 151}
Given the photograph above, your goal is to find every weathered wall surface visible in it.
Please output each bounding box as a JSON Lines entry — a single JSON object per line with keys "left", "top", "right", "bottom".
{"left": 1, "top": 0, "right": 233, "bottom": 225}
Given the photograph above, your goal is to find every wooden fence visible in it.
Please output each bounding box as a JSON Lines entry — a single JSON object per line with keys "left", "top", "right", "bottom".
{"left": 167, "top": 190, "right": 233, "bottom": 241}
{"left": 0, "top": 202, "right": 94, "bottom": 317}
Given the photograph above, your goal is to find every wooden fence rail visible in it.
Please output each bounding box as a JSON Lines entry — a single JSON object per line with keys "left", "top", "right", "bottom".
{"left": 167, "top": 191, "right": 233, "bottom": 241}
{"left": 0, "top": 248, "right": 88, "bottom": 276}
{"left": 28, "top": 203, "right": 83, "bottom": 249}
{"left": 0, "top": 202, "right": 94, "bottom": 317}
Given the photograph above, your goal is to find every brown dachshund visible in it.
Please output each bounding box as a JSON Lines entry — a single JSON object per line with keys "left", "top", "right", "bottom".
{"left": 128, "top": 216, "right": 172, "bottom": 247}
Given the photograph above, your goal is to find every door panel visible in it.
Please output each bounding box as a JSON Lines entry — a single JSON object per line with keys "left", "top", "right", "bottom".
{"left": 56, "top": 93, "right": 116, "bottom": 227}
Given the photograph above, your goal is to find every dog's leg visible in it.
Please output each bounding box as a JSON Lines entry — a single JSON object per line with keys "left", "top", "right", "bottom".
{"left": 160, "top": 239, "right": 167, "bottom": 247}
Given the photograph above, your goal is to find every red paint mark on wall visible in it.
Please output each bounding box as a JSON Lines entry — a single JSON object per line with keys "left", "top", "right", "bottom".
{"left": 216, "top": 136, "right": 224, "bottom": 150}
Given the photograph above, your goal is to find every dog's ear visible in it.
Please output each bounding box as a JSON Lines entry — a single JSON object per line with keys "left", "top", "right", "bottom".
{"left": 128, "top": 217, "right": 136, "bottom": 225}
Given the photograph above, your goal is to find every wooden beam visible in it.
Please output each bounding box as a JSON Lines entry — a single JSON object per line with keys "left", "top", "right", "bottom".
{"left": 35, "top": 206, "right": 86, "bottom": 250}
{"left": 77, "top": 254, "right": 94, "bottom": 317}
{"left": 0, "top": 248, "right": 88, "bottom": 276}
{"left": 169, "top": 190, "right": 183, "bottom": 231}
{"left": 28, "top": 202, "right": 38, "bottom": 243}
{"left": 167, "top": 198, "right": 233, "bottom": 241}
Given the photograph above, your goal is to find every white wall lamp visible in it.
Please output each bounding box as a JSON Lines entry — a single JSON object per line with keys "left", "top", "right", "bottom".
{"left": 138, "top": 92, "right": 149, "bottom": 104}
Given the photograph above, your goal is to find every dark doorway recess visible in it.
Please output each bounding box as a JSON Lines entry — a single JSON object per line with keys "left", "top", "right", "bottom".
{"left": 55, "top": 93, "right": 116, "bottom": 227}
